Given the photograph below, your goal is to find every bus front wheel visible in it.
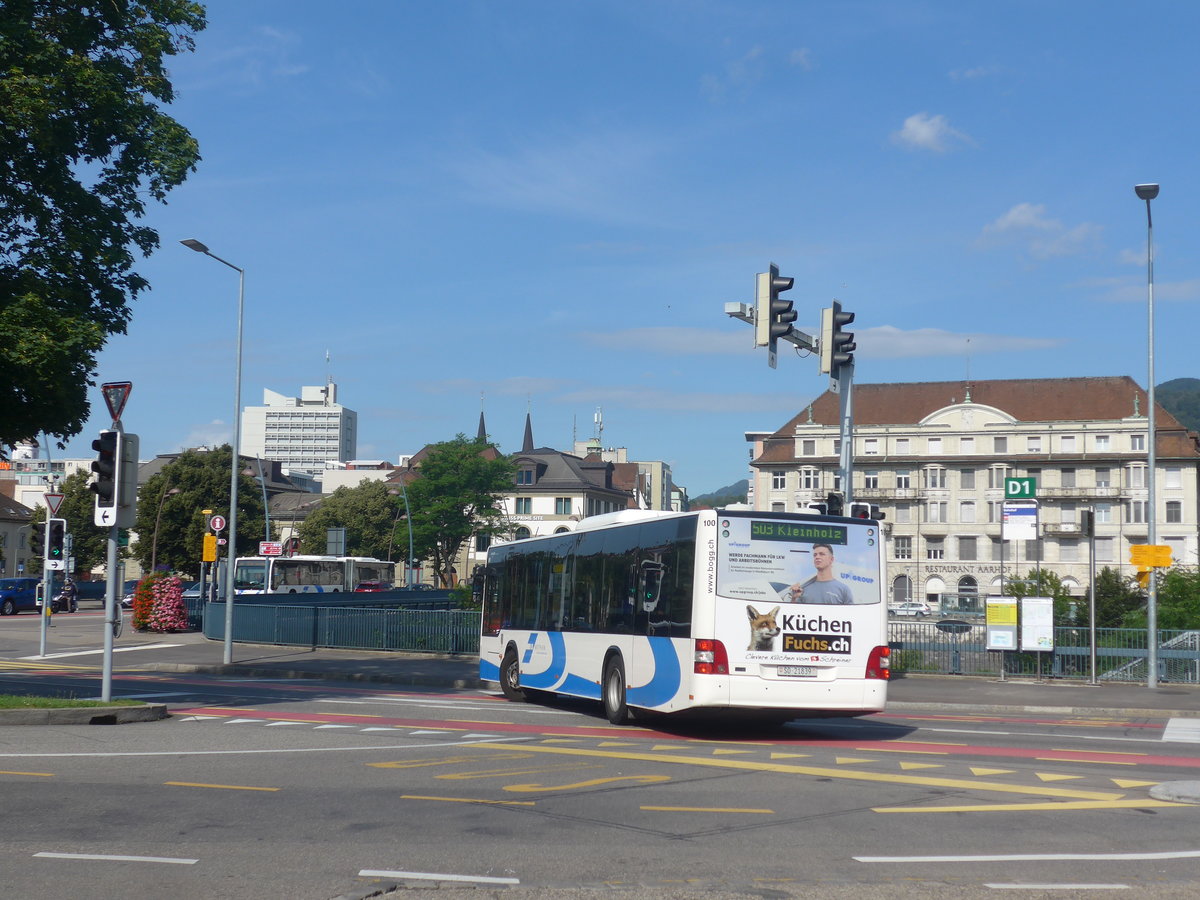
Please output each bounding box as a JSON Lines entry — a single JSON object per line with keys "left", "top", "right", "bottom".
{"left": 603, "top": 656, "right": 633, "bottom": 725}
{"left": 500, "top": 649, "right": 526, "bottom": 702}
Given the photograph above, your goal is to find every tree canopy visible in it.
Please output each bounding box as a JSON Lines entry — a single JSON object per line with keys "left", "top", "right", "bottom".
{"left": 0, "top": 0, "right": 206, "bottom": 447}
{"left": 296, "top": 479, "right": 400, "bottom": 562}
{"left": 131, "top": 447, "right": 265, "bottom": 576}
{"left": 406, "top": 435, "right": 514, "bottom": 587}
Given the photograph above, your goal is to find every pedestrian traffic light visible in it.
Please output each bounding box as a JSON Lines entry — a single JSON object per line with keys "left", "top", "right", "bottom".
{"left": 807, "top": 502, "right": 828, "bottom": 515}
{"left": 755, "top": 263, "right": 796, "bottom": 367}
{"left": 825, "top": 491, "right": 844, "bottom": 517}
{"left": 31, "top": 522, "right": 45, "bottom": 557}
{"left": 819, "top": 300, "right": 856, "bottom": 375}
{"left": 849, "top": 502, "right": 885, "bottom": 521}
{"left": 47, "top": 519, "right": 65, "bottom": 562}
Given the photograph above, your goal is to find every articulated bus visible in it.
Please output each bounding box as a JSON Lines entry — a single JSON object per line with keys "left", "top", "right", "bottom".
{"left": 478, "top": 508, "right": 888, "bottom": 725}
{"left": 233, "top": 555, "right": 394, "bottom": 595}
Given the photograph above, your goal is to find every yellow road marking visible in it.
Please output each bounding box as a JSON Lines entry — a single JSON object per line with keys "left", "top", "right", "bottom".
{"left": 1113, "top": 779, "right": 1160, "bottom": 788}
{"left": 711, "top": 749, "right": 754, "bottom": 756}
{"left": 165, "top": 782, "right": 279, "bottom": 792}
{"left": 0, "top": 661, "right": 94, "bottom": 670}
{"left": 401, "top": 794, "right": 534, "bottom": 806}
{"left": 1038, "top": 757, "right": 1136, "bottom": 766}
{"left": 369, "top": 753, "right": 530, "bottom": 770}
{"left": 835, "top": 757, "right": 877, "bottom": 765}
{"left": 0, "top": 770, "right": 54, "bottom": 777}
{"left": 598, "top": 741, "right": 638, "bottom": 747}
{"left": 438, "top": 763, "right": 599, "bottom": 780}
{"left": 650, "top": 744, "right": 688, "bottom": 751}
{"left": 899, "top": 762, "right": 944, "bottom": 771}
{"left": 1050, "top": 747, "right": 1147, "bottom": 757}
{"left": 641, "top": 806, "right": 773, "bottom": 814}
{"left": 886, "top": 739, "right": 968, "bottom": 746}
{"left": 504, "top": 774, "right": 671, "bottom": 793}
{"left": 861, "top": 748, "right": 949, "bottom": 756}
{"left": 1036, "top": 773, "right": 1084, "bottom": 782}
{"left": 471, "top": 742, "right": 1124, "bottom": 801}
{"left": 540, "top": 738, "right": 582, "bottom": 743}
{"left": 770, "top": 752, "right": 811, "bottom": 759}
{"left": 875, "top": 799, "right": 1186, "bottom": 813}
{"left": 971, "top": 767, "right": 1014, "bottom": 776}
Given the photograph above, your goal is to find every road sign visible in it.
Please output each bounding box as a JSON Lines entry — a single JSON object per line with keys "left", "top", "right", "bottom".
{"left": 209, "top": 514, "right": 226, "bottom": 532}
{"left": 100, "top": 381, "right": 132, "bottom": 423}
{"left": 202, "top": 534, "right": 217, "bottom": 562}
{"left": 1001, "top": 500, "right": 1038, "bottom": 541}
{"left": 44, "top": 493, "right": 64, "bottom": 516}
{"left": 1130, "top": 544, "right": 1172, "bottom": 567}
{"left": 259, "top": 541, "right": 283, "bottom": 557}
{"left": 1004, "top": 477, "right": 1037, "bottom": 499}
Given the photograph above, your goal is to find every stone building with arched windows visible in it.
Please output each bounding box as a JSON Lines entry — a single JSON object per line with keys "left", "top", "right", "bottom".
{"left": 747, "top": 376, "right": 1200, "bottom": 612}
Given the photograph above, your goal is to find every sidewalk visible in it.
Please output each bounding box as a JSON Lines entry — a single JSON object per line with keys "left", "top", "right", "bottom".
{"left": 125, "top": 632, "right": 1200, "bottom": 719}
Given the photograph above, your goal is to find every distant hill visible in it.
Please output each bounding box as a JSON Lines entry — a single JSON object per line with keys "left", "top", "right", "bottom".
{"left": 690, "top": 478, "right": 748, "bottom": 509}
{"left": 1158, "top": 378, "right": 1200, "bottom": 433}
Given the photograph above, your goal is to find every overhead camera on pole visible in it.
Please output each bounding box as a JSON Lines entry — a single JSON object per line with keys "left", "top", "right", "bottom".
{"left": 755, "top": 263, "right": 797, "bottom": 369}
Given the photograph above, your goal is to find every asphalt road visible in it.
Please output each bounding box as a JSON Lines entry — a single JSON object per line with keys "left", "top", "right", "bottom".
{"left": 3, "top": 612, "right": 1200, "bottom": 898}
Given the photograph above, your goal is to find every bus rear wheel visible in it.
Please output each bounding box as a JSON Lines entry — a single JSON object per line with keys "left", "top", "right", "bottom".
{"left": 603, "top": 656, "right": 633, "bottom": 725}
{"left": 500, "top": 649, "right": 526, "bottom": 702}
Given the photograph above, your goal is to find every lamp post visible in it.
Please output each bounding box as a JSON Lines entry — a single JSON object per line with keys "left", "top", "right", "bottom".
{"left": 150, "top": 486, "right": 182, "bottom": 572}
{"left": 388, "top": 485, "right": 414, "bottom": 587}
{"left": 1134, "top": 184, "right": 1160, "bottom": 689}
{"left": 181, "top": 238, "right": 244, "bottom": 665}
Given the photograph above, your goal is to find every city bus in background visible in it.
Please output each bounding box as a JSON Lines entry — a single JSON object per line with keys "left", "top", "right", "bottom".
{"left": 478, "top": 508, "right": 888, "bottom": 725}
{"left": 233, "top": 555, "right": 394, "bottom": 595}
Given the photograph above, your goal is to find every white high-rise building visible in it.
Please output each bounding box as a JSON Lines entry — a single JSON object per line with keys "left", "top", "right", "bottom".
{"left": 240, "top": 383, "right": 357, "bottom": 477}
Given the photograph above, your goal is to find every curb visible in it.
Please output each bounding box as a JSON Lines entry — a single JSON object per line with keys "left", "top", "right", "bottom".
{"left": 0, "top": 703, "right": 168, "bottom": 726}
{"left": 138, "top": 662, "right": 484, "bottom": 690}
{"left": 885, "top": 700, "right": 1200, "bottom": 719}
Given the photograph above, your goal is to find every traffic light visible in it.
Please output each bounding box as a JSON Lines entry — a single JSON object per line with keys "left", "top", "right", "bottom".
{"left": 31, "top": 522, "right": 45, "bottom": 557}
{"left": 755, "top": 263, "right": 796, "bottom": 366}
{"left": 47, "top": 519, "right": 65, "bottom": 564}
{"left": 825, "top": 491, "right": 844, "bottom": 517}
{"left": 1079, "top": 509, "right": 1095, "bottom": 537}
{"left": 91, "top": 430, "right": 120, "bottom": 509}
{"left": 819, "top": 300, "right": 856, "bottom": 375}
{"left": 849, "top": 502, "right": 885, "bottom": 521}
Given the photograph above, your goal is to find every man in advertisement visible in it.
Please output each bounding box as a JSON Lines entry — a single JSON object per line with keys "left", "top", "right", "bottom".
{"left": 785, "top": 543, "right": 853, "bottom": 605}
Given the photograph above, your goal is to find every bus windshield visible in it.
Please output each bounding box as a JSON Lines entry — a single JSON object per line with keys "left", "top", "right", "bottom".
{"left": 234, "top": 561, "right": 267, "bottom": 592}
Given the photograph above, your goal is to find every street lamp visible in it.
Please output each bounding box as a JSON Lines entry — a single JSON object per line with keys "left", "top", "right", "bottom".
{"left": 1134, "top": 184, "right": 1160, "bottom": 689}
{"left": 388, "top": 485, "right": 414, "bottom": 587}
{"left": 181, "top": 238, "right": 244, "bottom": 665}
{"left": 150, "top": 486, "right": 182, "bottom": 572}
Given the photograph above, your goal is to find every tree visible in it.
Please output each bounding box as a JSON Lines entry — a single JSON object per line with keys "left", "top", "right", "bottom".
{"left": 1092, "top": 566, "right": 1145, "bottom": 628}
{"left": 296, "top": 480, "right": 398, "bottom": 561}
{"left": 1004, "top": 568, "right": 1077, "bottom": 623}
{"left": 406, "top": 436, "right": 515, "bottom": 587}
{"left": 131, "top": 447, "right": 265, "bottom": 576}
{"left": 0, "top": 1, "right": 206, "bottom": 447}
{"left": 1122, "top": 567, "right": 1200, "bottom": 631}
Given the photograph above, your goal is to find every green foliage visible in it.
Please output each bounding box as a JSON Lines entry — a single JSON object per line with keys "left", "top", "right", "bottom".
{"left": 1157, "top": 378, "right": 1200, "bottom": 433}
{"left": 1004, "top": 568, "right": 1077, "bottom": 623}
{"left": 131, "top": 447, "right": 265, "bottom": 576}
{"left": 690, "top": 479, "right": 748, "bottom": 509}
{"left": 1121, "top": 567, "right": 1200, "bottom": 630}
{"left": 406, "top": 435, "right": 515, "bottom": 587}
{"left": 296, "top": 480, "right": 399, "bottom": 561}
{"left": 0, "top": 1, "right": 206, "bottom": 446}
{"left": 1092, "top": 566, "right": 1145, "bottom": 628}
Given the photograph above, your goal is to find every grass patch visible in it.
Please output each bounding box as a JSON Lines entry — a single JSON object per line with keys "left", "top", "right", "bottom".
{"left": 0, "top": 694, "right": 145, "bottom": 709}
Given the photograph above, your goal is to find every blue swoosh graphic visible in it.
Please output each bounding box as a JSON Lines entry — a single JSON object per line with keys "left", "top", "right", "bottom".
{"left": 518, "top": 631, "right": 567, "bottom": 689}
{"left": 480, "top": 658, "right": 500, "bottom": 681}
{"left": 627, "top": 637, "right": 682, "bottom": 708}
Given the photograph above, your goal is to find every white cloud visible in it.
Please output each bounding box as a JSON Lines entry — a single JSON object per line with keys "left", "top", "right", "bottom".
{"left": 890, "top": 112, "right": 973, "bottom": 152}
{"left": 701, "top": 46, "right": 767, "bottom": 102}
{"left": 178, "top": 420, "right": 230, "bottom": 450}
{"left": 789, "top": 48, "right": 815, "bottom": 70}
{"left": 857, "top": 326, "right": 1063, "bottom": 359}
{"left": 1093, "top": 278, "right": 1200, "bottom": 303}
{"left": 980, "top": 203, "right": 1102, "bottom": 259}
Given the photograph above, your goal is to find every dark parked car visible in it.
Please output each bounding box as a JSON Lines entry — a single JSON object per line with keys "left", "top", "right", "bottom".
{"left": 0, "top": 577, "right": 42, "bottom": 615}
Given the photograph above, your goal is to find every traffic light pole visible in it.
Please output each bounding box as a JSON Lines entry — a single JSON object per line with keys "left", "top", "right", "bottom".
{"left": 101, "top": 523, "right": 119, "bottom": 702}
{"left": 38, "top": 523, "right": 51, "bottom": 657}
{"left": 836, "top": 362, "right": 855, "bottom": 506}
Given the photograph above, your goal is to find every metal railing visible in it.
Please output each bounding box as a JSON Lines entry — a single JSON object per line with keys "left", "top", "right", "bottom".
{"left": 888, "top": 621, "right": 1200, "bottom": 683}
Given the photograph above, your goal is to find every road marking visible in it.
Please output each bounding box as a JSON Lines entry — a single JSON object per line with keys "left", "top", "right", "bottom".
{"left": 504, "top": 774, "right": 671, "bottom": 793}
{"left": 438, "top": 763, "right": 599, "bottom": 780}
{"left": 1112, "top": 779, "right": 1159, "bottom": 788}
{"left": 360, "top": 867, "right": 519, "bottom": 885}
{"left": 899, "top": 762, "right": 943, "bottom": 771}
{"left": 641, "top": 806, "right": 773, "bottom": 814}
{"left": 857, "top": 849, "right": 1200, "bottom": 863}
{"left": 1, "top": 770, "right": 54, "bottom": 777}
{"left": 23, "top": 643, "right": 183, "bottom": 660}
{"left": 835, "top": 757, "right": 877, "bottom": 765}
{"left": 874, "top": 799, "right": 1186, "bottom": 813}
{"left": 985, "top": 885, "right": 1128, "bottom": 891}
{"left": 35, "top": 851, "right": 197, "bottom": 865}
{"left": 0, "top": 660, "right": 93, "bottom": 670}
{"left": 971, "top": 767, "right": 1014, "bottom": 776}
{"left": 165, "top": 781, "right": 279, "bottom": 792}
{"left": 0, "top": 737, "right": 522, "bottom": 759}
{"left": 1036, "top": 772, "right": 1084, "bottom": 782}
{"left": 470, "top": 742, "right": 1125, "bottom": 801}
{"left": 397, "top": 796, "right": 534, "bottom": 808}
{"left": 1163, "top": 718, "right": 1200, "bottom": 743}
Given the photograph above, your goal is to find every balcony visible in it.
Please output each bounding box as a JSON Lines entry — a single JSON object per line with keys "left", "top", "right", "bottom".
{"left": 1043, "top": 523, "right": 1083, "bottom": 536}
{"left": 1034, "top": 486, "right": 1124, "bottom": 500}
{"left": 857, "top": 487, "right": 921, "bottom": 500}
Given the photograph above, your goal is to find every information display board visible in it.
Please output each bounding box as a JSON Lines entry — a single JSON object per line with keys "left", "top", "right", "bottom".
{"left": 985, "top": 596, "right": 1018, "bottom": 651}
{"left": 1019, "top": 596, "right": 1055, "bottom": 651}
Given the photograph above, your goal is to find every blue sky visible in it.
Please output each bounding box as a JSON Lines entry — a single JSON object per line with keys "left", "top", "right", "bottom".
{"left": 59, "top": 1, "right": 1200, "bottom": 495}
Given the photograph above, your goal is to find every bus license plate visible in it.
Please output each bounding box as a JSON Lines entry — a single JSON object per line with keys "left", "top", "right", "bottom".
{"left": 777, "top": 665, "right": 816, "bottom": 677}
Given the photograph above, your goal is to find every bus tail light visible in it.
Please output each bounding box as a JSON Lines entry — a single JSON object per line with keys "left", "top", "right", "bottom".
{"left": 694, "top": 639, "right": 729, "bottom": 675}
{"left": 865, "top": 644, "right": 891, "bottom": 680}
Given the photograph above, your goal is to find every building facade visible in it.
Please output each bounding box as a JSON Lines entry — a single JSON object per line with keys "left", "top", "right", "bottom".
{"left": 240, "top": 383, "right": 357, "bottom": 477}
{"left": 748, "top": 377, "right": 1200, "bottom": 610}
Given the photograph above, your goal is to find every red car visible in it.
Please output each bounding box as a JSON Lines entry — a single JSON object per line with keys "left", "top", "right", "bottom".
{"left": 353, "top": 581, "right": 391, "bottom": 592}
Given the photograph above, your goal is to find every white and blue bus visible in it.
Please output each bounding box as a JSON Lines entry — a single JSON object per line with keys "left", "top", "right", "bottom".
{"left": 233, "top": 555, "right": 394, "bottom": 595}
{"left": 478, "top": 508, "right": 889, "bottom": 725}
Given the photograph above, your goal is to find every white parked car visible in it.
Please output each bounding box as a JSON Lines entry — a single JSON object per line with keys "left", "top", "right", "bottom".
{"left": 889, "top": 601, "right": 933, "bottom": 618}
